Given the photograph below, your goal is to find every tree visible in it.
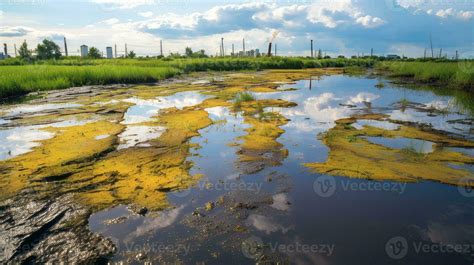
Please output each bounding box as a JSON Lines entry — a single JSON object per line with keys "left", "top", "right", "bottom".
{"left": 18, "top": 40, "right": 32, "bottom": 60}
{"left": 88, "top": 47, "right": 102, "bottom": 59}
{"left": 128, "top": 50, "right": 136, "bottom": 58}
{"left": 36, "top": 39, "right": 61, "bottom": 60}
{"left": 185, "top": 47, "right": 193, "bottom": 57}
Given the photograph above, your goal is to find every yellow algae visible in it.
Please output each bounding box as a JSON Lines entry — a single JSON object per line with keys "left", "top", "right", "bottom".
{"left": 248, "top": 86, "right": 278, "bottom": 92}
{"left": 61, "top": 108, "right": 214, "bottom": 211}
{"left": 197, "top": 98, "right": 231, "bottom": 109}
{"left": 305, "top": 116, "right": 474, "bottom": 186}
{"left": 70, "top": 147, "right": 200, "bottom": 211}
{"left": 237, "top": 112, "right": 289, "bottom": 173}
{"left": 155, "top": 108, "right": 213, "bottom": 146}
{"left": 0, "top": 121, "right": 124, "bottom": 200}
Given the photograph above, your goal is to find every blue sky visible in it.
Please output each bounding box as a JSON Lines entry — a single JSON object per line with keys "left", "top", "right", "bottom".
{"left": 0, "top": 0, "right": 472, "bottom": 57}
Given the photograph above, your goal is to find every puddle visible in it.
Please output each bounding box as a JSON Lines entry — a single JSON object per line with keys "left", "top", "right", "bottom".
{"left": 95, "top": 134, "right": 110, "bottom": 140}
{"left": 117, "top": 125, "right": 165, "bottom": 149}
{"left": 3, "top": 103, "right": 82, "bottom": 116}
{"left": 0, "top": 119, "right": 92, "bottom": 160}
{"left": 122, "top": 91, "right": 210, "bottom": 124}
{"left": 390, "top": 108, "right": 472, "bottom": 138}
{"left": 446, "top": 147, "right": 474, "bottom": 157}
{"left": 364, "top": 136, "right": 435, "bottom": 153}
{"left": 0, "top": 118, "right": 10, "bottom": 125}
{"left": 0, "top": 125, "right": 55, "bottom": 160}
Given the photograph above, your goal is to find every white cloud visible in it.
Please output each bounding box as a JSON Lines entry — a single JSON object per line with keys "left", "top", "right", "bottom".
{"left": 101, "top": 18, "right": 119, "bottom": 25}
{"left": 0, "top": 10, "right": 3, "bottom": 16}
{"left": 89, "top": 0, "right": 154, "bottom": 9}
{"left": 434, "top": 8, "right": 474, "bottom": 20}
{"left": 355, "top": 15, "right": 385, "bottom": 28}
{"left": 435, "top": 8, "right": 455, "bottom": 18}
{"left": 458, "top": 10, "right": 474, "bottom": 20}
{"left": 138, "top": 11, "right": 153, "bottom": 18}
{"left": 0, "top": 26, "right": 34, "bottom": 37}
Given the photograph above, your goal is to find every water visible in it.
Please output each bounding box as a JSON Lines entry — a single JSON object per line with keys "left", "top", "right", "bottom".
{"left": 88, "top": 75, "right": 474, "bottom": 264}
{"left": 364, "top": 137, "right": 435, "bottom": 153}
{"left": 1, "top": 73, "right": 472, "bottom": 264}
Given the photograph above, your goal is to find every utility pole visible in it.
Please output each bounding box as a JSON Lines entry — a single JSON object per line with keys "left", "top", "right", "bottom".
{"left": 14, "top": 44, "right": 17, "bottom": 57}
{"left": 125, "top": 43, "right": 127, "bottom": 58}
{"left": 221, "top": 37, "right": 224, "bottom": 56}
{"left": 114, "top": 44, "right": 117, "bottom": 58}
{"left": 429, "top": 34, "right": 434, "bottom": 58}
{"left": 63, "top": 37, "right": 68, "bottom": 57}
{"left": 310, "top": 39, "right": 313, "bottom": 58}
{"left": 160, "top": 40, "right": 163, "bottom": 57}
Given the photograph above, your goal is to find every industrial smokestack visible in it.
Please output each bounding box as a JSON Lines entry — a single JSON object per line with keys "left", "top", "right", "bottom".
{"left": 3, "top": 43, "right": 7, "bottom": 57}
{"left": 64, "top": 37, "right": 68, "bottom": 57}
{"left": 267, "top": 42, "right": 272, "bottom": 57}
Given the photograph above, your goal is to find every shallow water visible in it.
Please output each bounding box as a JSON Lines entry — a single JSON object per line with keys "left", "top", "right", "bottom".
{"left": 364, "top": 136, "right": 435, "bottom": 153}
{"left": 87, "top": 75, "right": 474, "bottom": 264}
{"left": 1, "top": 72, "right": 473, "bottom": 264}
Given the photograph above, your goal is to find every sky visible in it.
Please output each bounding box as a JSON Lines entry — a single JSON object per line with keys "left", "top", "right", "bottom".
{"left": 0, "top": 0, "right": 473, "bottom": 58}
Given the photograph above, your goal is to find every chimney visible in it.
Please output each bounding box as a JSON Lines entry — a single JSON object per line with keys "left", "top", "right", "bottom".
{"left": 267, "top": 42, "right": 272, "bottom": 57}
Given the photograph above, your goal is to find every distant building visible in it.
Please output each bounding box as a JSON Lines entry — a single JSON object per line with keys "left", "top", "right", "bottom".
{"left": 255, "top": 49, "right": 260, "bottom": 57}
{"left": 386, "top": 54, "right": 401, "bottom": 60}
{"left": 106, "top": 46, "right": 113, "bottom": 59}
{"left": 0, "top": 52, "right": 4, "bottom": 60}
{"left": 80, "top": 45, "right": 88, "bottom": 57}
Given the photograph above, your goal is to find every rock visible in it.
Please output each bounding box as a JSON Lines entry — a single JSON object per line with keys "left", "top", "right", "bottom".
{"left": 205, "top": 202, "right": 215, "bottom": 211}
{"left": 127, "top": 205, "right": 148, "bottom": 216}
{"left": 192, "top": 211, "right": 205, "bottom": 217}
{"left": 135, "top": 252, "right": 146, "bottom": 261}
{"left": 103, "top": 216, "right": 128, "bottom": 225}
{"left": 0, "top": 191, "right": 116, "bottom": 264}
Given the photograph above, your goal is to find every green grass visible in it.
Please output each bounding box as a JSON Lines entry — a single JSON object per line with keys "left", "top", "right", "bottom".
{"left": 377, "top": 61, "right": 474, "bottom": 91}
{"left": 0, "top": 57, "right": 376, "bottom": 99}
{"left": 0, "top": 65, "right": 180, "bottom": 98}
{"left": 233, "top": 92, "right": 255, "bottom": 109}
